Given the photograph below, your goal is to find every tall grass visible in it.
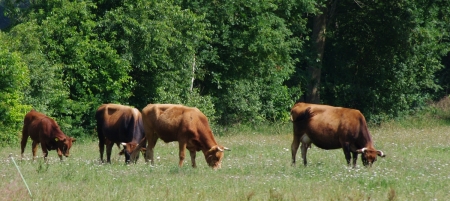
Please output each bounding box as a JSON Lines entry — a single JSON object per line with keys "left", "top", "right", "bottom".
{"left": 2, "top": 99, "right": 450, "bottom": 200}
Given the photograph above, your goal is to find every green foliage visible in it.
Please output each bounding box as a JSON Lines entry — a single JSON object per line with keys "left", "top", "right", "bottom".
{"left": 0, "top": 32, "right": 32, "bottom": 145}
{"left": 7, "top": 22, "right": 68, "bottom": 115}
{"left": 36, "top": 0, "right": 132, "bottom": 104}
{"left": 8, "top": 0, "right": 133, "bottom": 137}
{"left": 99, "top": 1, "right": 211, "bottom": 111}
{"left": 322, "top": 0, "right": 450, "bottom": 122}
{"left": 1, "top": 0, "right": 450, "bottom": 146}
{"left": 182, "top": 0, "right": 308, "bottom": 124}
{"left": 186, "top": 89, "right": 217, "bottom": 123}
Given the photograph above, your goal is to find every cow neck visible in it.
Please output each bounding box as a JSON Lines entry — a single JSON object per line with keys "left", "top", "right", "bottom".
{"left": 46, "top": 118, "right": 66, "bottom": 139}
{"left": 359, "top": 117, "right": 374, "bottom": 149}
{"left": 357, "top": 135, "right": 374, "bottom": 150}
{"left": 200, "top": 136, "right": 218, "bottom": 154}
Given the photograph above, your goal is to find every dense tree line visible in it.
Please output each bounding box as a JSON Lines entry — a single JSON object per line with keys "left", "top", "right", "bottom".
{"left": 1, "top": 0, "right": 449, "bottom": 145}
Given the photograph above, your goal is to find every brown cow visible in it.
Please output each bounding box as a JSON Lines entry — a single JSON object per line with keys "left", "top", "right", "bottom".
{"left": 290, "top": 102, "right": 385, "bottom": 167}
{"left": 131, "top": 104, "right": 229, "bottom": 169}
{"left": 21, "top": 109, "right": 76, "bottom": 161}
{"left": 95, "top": 104, "right": 146, "bottom": 163}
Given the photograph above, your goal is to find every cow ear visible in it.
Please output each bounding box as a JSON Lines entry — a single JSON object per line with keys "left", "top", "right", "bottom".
{"left": 71, "top": 137, "right": 76, "bottom": 142}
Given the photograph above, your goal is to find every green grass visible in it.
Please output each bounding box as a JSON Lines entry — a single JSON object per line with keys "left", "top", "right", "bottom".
{"left": 2, "top": 117, "right": 450, "bottom": 200}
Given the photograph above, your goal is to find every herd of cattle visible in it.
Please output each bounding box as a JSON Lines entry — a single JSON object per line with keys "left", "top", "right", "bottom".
{"left": 20, "top": 103, "right": 385, "bottom": 169}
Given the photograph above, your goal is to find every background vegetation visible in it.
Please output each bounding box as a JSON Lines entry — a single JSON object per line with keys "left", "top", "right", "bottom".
{"left": 2, "top": 97, "right": 450, "bottom": 200}
{"left": 1, "top": 0, "right": 450, "bottom": 145}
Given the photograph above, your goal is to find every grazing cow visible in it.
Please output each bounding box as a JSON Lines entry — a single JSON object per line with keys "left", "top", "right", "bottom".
{"left": 131, "top": 104, "right": 229, "bottom": 169}
{"left": 290, "top": 102, "right": 385, "bottom": 167}
{"left": 21, "top": 109, "right": 76, "bottom": 161}
{"left": 95, "top": 104, "right": 145, "bottom": 163}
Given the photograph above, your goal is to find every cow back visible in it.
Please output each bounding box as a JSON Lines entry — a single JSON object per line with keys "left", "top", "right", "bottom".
{"left": 25, "top": 110, "right": 65, "bottom": 141}
{"left": 96, "top": 104, "right": 144, "bottom": 143}
{"left": 142, "top": 104, "right": 215, "bottom": 144}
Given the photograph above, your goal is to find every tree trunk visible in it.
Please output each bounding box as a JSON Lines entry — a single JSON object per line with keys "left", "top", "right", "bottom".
{"left": 305, "top": 4, "right": 329, "bottom": 104}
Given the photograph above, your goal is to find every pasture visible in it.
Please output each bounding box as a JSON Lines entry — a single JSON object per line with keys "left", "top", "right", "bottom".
{"left": 1, "top": 117, "right": 450, "bottom": 200}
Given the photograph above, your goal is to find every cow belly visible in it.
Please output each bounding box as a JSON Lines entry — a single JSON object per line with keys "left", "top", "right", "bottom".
{"left": 158, "top": 134, "right": 178, "bottom": 143}
{"left": 155, "top": 127, "right": 179, "bottom": 143}
{"left": 104, "top": 131, "right": 132, "bottom": 143}
{"left": 29, "top": 132, "right": 41, "bottom": 142}
{"left": 307, "top": 135, "right": 342, "bottom": 150}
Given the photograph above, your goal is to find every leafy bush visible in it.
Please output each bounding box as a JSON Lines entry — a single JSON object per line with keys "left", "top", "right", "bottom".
{"left": 322, "top": 0, "right": 449, "bottom": 122}
{"left": 0, "top": 36, "right": 32, "bottom": 146}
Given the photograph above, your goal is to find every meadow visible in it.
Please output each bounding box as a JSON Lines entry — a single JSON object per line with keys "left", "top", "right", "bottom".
{"left": 1, "top": 108, "right": 450, "bottom": 200}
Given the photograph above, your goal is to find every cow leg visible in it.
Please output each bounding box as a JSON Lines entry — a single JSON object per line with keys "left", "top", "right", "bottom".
{"left": 40, "top": 144, "right": 49, "bottom": 162}
{"left": 300, "top": 134, "right": 311, "bottom": 166}
{"left": 145, "top": 135, "right": 158, "bottom": 165}
{"left": 291, "top": 134, "right": 301, "bottom": 166}
{"left": 57, "top": 148, "right": 63, "bottom": 161}
{"left": 189, "top": 150, "right": 197, "bottom": 168}
{"left": 32, "top": 141, "right": 39, "bottom": 160}
{"left": 178, "top": 142, "right": 187, "bottom": 167}
{"left": 342, "top": 143, "right": 352, "bottom": 166}
{"left": 106, "top": 142, "right": 113, "bottom": 163}
{"left": 351, "top": 152, "right": 358, "bottom": 168}
{"left": 99, "top": 139, "right": 105, "bottom": 163}
{"left": 300, "top": 141, "right": 309, "bottom": 166}
{"left": 20, "top": 131, "right": 29, "bottom": 159}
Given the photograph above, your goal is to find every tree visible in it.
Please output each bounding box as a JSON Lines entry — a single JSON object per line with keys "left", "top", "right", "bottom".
{"left": 179, "top": 0, "right": 310, "bottom": 123}
{"left": 4, "top": 0, "right": 133, "bottom": 136}
{"left": 304, "top": 0, "right": 329, "bottom": 103}
{"left": 0, "top": 32, "right": 32, "bottom": 145}
{"left": 99, "top": 1, "right": 215, "bottom": 117}
{"left": 321, "top": 0, "right": 450, "bottom": 121}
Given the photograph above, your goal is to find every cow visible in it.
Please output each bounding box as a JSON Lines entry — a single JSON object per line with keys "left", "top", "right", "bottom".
{"left": 131, "top": 104, "right": 229, "bottom": 169}
{"left": 290, "top": 102, "right": 385, "bottom": 167}
{"left": 21, "top": 109, "right": 76, "bottom": 161}
{"left": 95, "top": 104, "right": 146, "bottom": 163}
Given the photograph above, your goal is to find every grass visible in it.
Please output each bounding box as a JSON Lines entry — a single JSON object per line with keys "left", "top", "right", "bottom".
{"left": 2, "top": 99, "right": 450, "bottom": 200}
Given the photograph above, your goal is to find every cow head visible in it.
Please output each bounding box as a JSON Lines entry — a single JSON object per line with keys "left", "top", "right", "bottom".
{"left": 205, "top": 145, "right": 230, "bottom": 169}
{"left": 120, "top": 142, "right": 146, "bottom": 163}
{"left": 357, "top": 147, "right": 385, "bottom": 167}
{"left": 55, "top": 137, "right": 76, "bottom": 158}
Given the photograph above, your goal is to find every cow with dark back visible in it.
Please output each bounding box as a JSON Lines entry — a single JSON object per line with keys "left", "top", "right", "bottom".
{"left": 21, "top": 109, "right": 76, "bottom": 161}
{"left": 95, "top": 104, "right": 145, "bottom": 163}
{"left": 290, "top": 102, "right": 385, "bottom": 167}
{"left": 131, "top": 104, "right": 229, "bottom": 169}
